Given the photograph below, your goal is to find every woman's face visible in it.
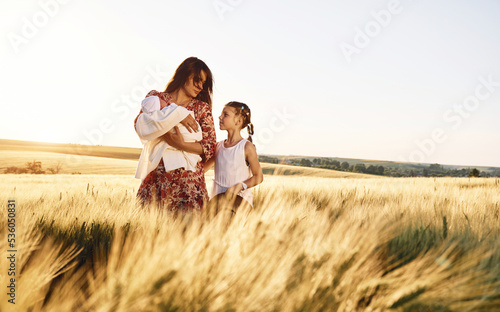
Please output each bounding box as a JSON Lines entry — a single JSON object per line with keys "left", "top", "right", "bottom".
{"left": 183, "top": 70, "right": 207, "bottom": 99}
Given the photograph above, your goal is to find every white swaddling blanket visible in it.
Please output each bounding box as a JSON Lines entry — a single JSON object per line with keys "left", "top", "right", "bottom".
{"left": 135, "top": 96, "right": 202, "bottom": 180}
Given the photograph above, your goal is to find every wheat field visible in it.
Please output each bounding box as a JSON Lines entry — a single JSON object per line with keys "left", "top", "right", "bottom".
{"left": 1, "top": 173, "right": 500, "bottom": 311}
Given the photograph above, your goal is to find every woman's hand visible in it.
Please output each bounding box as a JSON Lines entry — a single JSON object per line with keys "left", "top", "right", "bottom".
{"left": 162, "top": 126, "right": 185, "bottom": 149}
{"left": 181, "top": 114, "right": 199, "bottom": 133}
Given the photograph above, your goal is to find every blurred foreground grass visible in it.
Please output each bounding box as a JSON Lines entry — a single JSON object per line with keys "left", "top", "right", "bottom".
{"left": 1, "top": 174, "right": 499, "bottom": 311}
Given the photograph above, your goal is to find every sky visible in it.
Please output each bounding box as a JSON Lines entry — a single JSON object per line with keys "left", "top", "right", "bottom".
{"left": 1, "top": 0, "right": 500, "bottom": 167}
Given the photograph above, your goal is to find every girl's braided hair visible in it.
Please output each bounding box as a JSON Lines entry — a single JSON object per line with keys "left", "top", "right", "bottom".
{"left": 225, "top": 101, "right": 254, "bottom": 142}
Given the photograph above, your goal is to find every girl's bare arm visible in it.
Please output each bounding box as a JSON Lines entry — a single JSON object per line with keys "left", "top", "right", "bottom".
{"left": 203, "top": 155, "right": 216, "bottom": 173}
{"left": 243, "top": 141, "right": 264, "bottom": 188}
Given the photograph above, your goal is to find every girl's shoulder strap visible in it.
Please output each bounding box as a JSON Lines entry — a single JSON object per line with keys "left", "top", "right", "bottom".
{"left": 239, "top": 138, "right": 249, "bottom": 145}
{"left": 237, "top": 138, "right": 249, "bottom": 154}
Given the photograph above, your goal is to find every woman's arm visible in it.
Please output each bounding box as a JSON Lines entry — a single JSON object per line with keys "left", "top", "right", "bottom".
{"left": 195, "top": 102, "right": 216, "bottom": 161}
{"left": 164, "top": 101, "right": 216, "bottom": 159}
{"left": 162, "top": 127, "right": 204, "bottom": 155}
{"left": 225, "top": 142, "right": 264, "bottom": 194}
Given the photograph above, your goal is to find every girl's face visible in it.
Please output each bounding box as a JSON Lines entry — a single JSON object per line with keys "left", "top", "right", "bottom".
{"left": 219, "top": 106, "right": 242, "bottom": 131}
{"left": 182, "top": 70, "right": 207, "bottom": 99}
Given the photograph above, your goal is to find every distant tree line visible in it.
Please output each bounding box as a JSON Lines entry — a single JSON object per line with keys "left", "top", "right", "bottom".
{"left": 313, "top": 159, "right": 386, "bottom": 176}
{"left": 384, "top": 164, "right": 487, "bottom": 178}
{"left": 4, "top": 160, "right": 62, "bottom": 174}
{"left": 257, "top": 156, "right": 498, "bottom": 178}
{"left": 258, "top": 156, "right": 280, "bottom": 164}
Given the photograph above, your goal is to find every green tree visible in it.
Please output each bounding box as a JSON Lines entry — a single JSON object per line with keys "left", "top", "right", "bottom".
{"left": 341, "top": 161, "right": 349, "bottom": 170}
{"left": 367, "top": 165, "right": 377, "bottom": 174}
{"left": 331, "top": 160, "right": 341, "bottom": 169}
{"left": 300, "top": 159, "right": 312, "bottom": 167}
{"left": 468, "top": 168, "right": 480, "bottom": 177}
{"left": 377, "top": 166, "right": 385, "bottom": 175}
{"left": 353, "top": 163, "right": 366, "bottom": 173}
{"left": 313, "top": 158, "right": 321, "bottom": 166}
{"left": 429, "top": 163, "right": 442, "bottom": 171}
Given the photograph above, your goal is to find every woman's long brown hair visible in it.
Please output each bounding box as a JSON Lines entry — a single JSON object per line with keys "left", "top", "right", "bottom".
{"left": 164, "top": 57, "right": 214, "bottom": 108}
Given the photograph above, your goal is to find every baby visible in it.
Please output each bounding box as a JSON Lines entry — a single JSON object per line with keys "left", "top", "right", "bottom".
{"left": 135, "top": 96, "right": 202, "bottom": 180}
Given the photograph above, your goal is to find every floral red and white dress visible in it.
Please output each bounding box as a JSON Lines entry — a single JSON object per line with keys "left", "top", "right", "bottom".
{"left": 135, "top": 90, "right": 216, "bottom": 212}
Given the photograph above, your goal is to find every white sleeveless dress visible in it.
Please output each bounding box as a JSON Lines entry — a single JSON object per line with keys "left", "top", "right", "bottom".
{"left": 211, "top": 138, "right": 253, "bottom": 206}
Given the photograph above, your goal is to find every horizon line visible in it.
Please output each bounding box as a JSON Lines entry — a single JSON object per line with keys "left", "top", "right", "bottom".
{"left": 1, "top": 137, "right": 499, "bottom": 170}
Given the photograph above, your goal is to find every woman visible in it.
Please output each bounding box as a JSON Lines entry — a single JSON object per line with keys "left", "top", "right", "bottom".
{"left": 134, "top": 57, "right": 216, "bottom": 212}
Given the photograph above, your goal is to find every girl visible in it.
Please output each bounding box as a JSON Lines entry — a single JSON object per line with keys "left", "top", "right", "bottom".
{"left": 204, "top": 101, "right": 263, "bottom": 207}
